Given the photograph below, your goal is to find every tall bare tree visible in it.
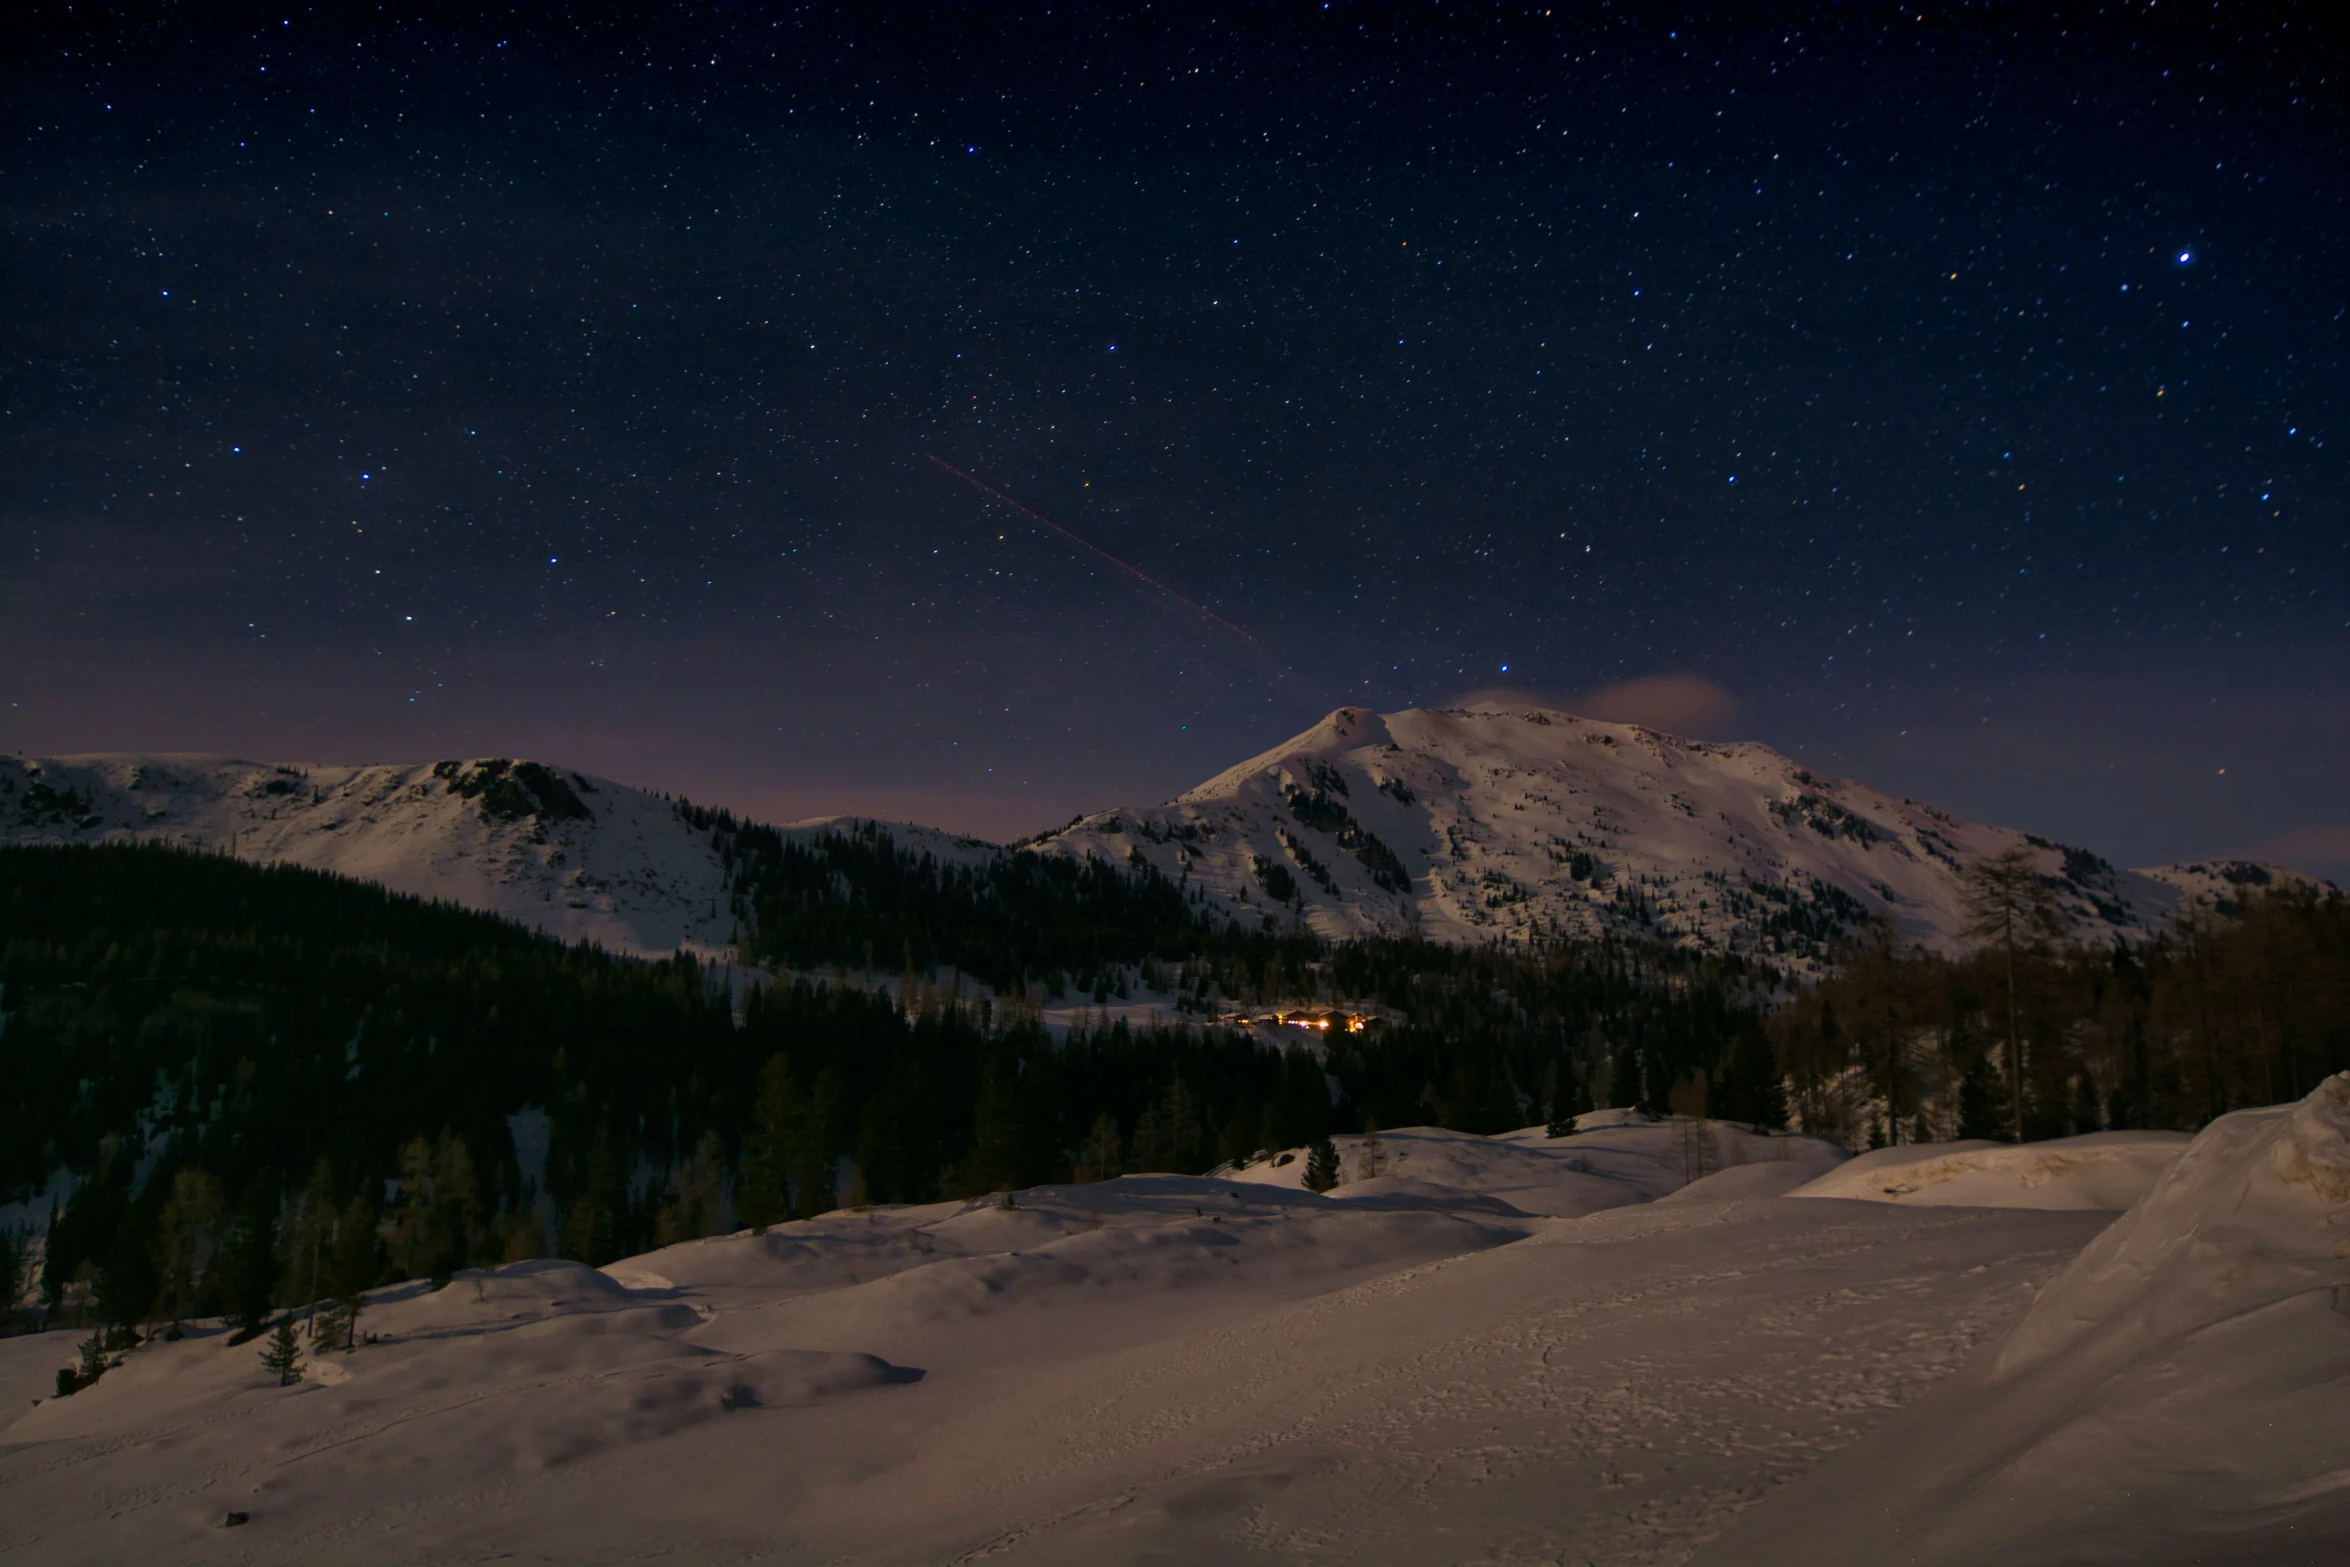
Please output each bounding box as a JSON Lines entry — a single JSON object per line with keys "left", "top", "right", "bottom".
{"left": 1962, "top": 845, "right": 2068, "bottom": 1140}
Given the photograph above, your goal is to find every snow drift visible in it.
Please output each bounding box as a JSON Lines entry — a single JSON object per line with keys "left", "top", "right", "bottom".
{"left": 1693, "top": 1072, "right": 2350, "bottom": 1567}
{"left": 1785, "top": 1129, "right": 2192, "bottom": 1211}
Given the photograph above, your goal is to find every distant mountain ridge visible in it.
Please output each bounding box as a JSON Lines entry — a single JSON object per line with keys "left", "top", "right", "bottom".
{"left": 0, "top": 753, "right": 986, "bottom": 959}
{"left": 1031, "top": 706, "right": 2330, "bottom": 968}
{"left": 4, "top": 713, "right": 2328, "bottom": 967}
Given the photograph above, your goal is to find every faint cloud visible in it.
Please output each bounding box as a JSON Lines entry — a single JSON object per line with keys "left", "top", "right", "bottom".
{"left": 1449, "top": 672, "right": 1739, "bottom": 737}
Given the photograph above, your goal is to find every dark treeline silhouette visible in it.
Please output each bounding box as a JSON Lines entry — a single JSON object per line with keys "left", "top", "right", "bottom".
{"left": 3, "top": 842, "right": 1774, "bottom": 1339}
{"left": 19, "top": 837, "right": 2329, "bottom": 1343}
{"left": 702, "top": 810, "right": 1236, "bottom": 995}
{"left": 1771, "top": 889, "right": 2350, "bottom": 1148}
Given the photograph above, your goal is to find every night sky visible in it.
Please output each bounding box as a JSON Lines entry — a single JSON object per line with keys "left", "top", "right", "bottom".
{"left": 4, "top": 3, "right": 2345, "bottom": 875}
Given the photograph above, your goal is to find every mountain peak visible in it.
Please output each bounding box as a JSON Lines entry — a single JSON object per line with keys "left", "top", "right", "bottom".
{"left": 8, "top": 737, "right": 2328, "bottom": 974}
{"left": 1042, "top": 705, "right": 2192, "bottom": 969}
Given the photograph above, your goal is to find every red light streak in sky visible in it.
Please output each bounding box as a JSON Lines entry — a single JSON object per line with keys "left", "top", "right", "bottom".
{"left": 924, "top": 453, "right": 1257, "bottom": 644}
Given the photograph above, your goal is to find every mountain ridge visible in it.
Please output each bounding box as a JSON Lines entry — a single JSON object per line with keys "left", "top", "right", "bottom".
{"left": 1033, "top": 705, "right": 2329, "bottom": 968}
{"left": 3, "top": 712, "right": 2327, "bottom": 967}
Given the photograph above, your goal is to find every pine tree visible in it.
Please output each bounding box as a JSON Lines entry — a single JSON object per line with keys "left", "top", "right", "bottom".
{"left": 796, "top": 1068, "right": 846, "bottom": 1218}
{"left": 1608, "top": 1037, "right": 1642, "bottom": 1111}
{"left": 965, "top": 1054, "right": 1026, "bottom": 1195}
{"left": 323, "top": 1197, "right": 379, "bottom": 1351}
{"left": 0, "top": 1226, "right": 22, "bottom": 1335}
{"left": 259, "top": 1316, "right": 304, "bottom": 1386}
{"left": 388, "top": 1134, "right": 482, "bottom": 1287}
{"left": 1128, "top": 1102, "right": 1168, "bottom": 1173}
{"left": 1303, "top": 1135, "right": 1341, "bottom": 1193}
{"left": 1162, "top": 1078, "right": 1204, "bottom": 1173}
{"left": 214, "top": 1177, "right": 283, "bottom": 1343}
{"left": 387, "top": 1137, "right": 436, "bottom": 1280}
{"left": 1956, "top": 1055, "right": 2006, "bottom": 1141}
{"left": 282, "top": 1162, "right": 336, "bottom": 1341}
{"left": 738, "top": 1054, "right": 804, "bottom": 1229}
{"left": 428, "top": 1134, "right": 482, "bottom": 1282}
{"left": 1076, "top": 1112, "right": 1123, "bottom": 1183}
{"left": 1355, "top": 1115, "right": 1387, "bottom": 1181}
{"left": 154, "top": 1169, "right": 225, "bottom": 1335}
{"left": 1962, "top": 845, "right": 2067, "bottom": 1142}
{"left": 94, "top": 1200, "right": 158, "bottom": 1338}
{"left": 1540, "top": 1061, "right": 1574, "bottom": 1137}
{"left": 1713, "top": 1018, "right": 1788, "bottom": 1131}
{"left": 57, "top": 1331, "right": 108, "bottom": 1396}
{"left": 655, "top": 1131, "right": 727, "bottom": 1245}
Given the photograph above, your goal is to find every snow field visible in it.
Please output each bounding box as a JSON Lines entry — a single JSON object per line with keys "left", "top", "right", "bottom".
{"left": 5, "top": 1091, "right": 2346, "bottom": 1563}
{"left": 1785, "top": 1128, "right": 2194, "bottom": 1211}
{"left": 1691, "top": 1071, "right": 2350, "bottom": 1567}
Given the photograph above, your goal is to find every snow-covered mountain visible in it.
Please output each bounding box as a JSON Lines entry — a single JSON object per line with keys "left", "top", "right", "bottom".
{"left": 1, "top": 754, "right": 738, "bottom": 956}
{"left": 1031, "top": 704, "right": 2324, "bottom": 965}
{"left": 6, "top": 716, "right": 2325, "bottom": 968}
{"left": 0, "top": 753, "right": 986, "bottom": 959}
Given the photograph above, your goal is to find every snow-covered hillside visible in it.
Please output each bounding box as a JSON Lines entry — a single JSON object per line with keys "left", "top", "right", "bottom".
{"left": 0, "top": 754, "right": 987, "bottom": 959}
{"left": 11, "top": 1100, "right": 2346, "bottom": 1563}
{"left": 1696, "top": 1072, "right": 2350, "bottom": 1567}
{"left": 6, "top": 724, "right": 2325, "bottom": 968}
{"left": 1, "top": 753, "right": 739, "bottom": 956}
{"left": 1033, "top": 704, "right": 2321, "bottom": 965}
{"left": 1787, "top": 1129, "right": 2192, "bottom": 1211}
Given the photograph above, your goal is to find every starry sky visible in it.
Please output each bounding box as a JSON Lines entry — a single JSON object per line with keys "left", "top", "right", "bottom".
{"left": 4, "top": 3, "right": 2345, "bottom": 874}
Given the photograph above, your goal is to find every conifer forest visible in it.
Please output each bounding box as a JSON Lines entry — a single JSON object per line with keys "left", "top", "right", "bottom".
{"left": 2, "top": 836, "right": 2343, "bottom": 1339}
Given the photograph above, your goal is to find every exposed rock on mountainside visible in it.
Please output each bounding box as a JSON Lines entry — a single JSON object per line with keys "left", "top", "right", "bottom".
{"left": 5, "top": 716, "right": 2325, "bottom": 968}
{"left": 1034, "top": 705, "right": 2321, "bottom": 967}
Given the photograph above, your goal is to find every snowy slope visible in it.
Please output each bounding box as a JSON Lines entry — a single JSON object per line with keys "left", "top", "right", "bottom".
{"left": 1226, "top": 1111, "right": 1850, "bottom": 1216}
{"left": 1032, "top": 704, "right": 2323, "bottom": 966}
{"left": 0, "top": 753, "right": 738, "bottom": 956}
{"left": 7, "top": 729, "right": 2327, "bottom": 968}
{"left": 10, "top": 1119, "right": 2110, "bottom": 1567}
{"left": 2135, "top": 855, "right": 2335, "bottom": 919}
{"left": 1787, "top": 1129, "right": 2192, "bottom": 1211}
{"left": 1695, "top": 1073, "right": 2350, "bottom": 1567}
{"left": 0, "top": 754, "right": 989, "bottom": 959}
{"left": 19, "top": 1098, "right": 2342, "bottom": 1564}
